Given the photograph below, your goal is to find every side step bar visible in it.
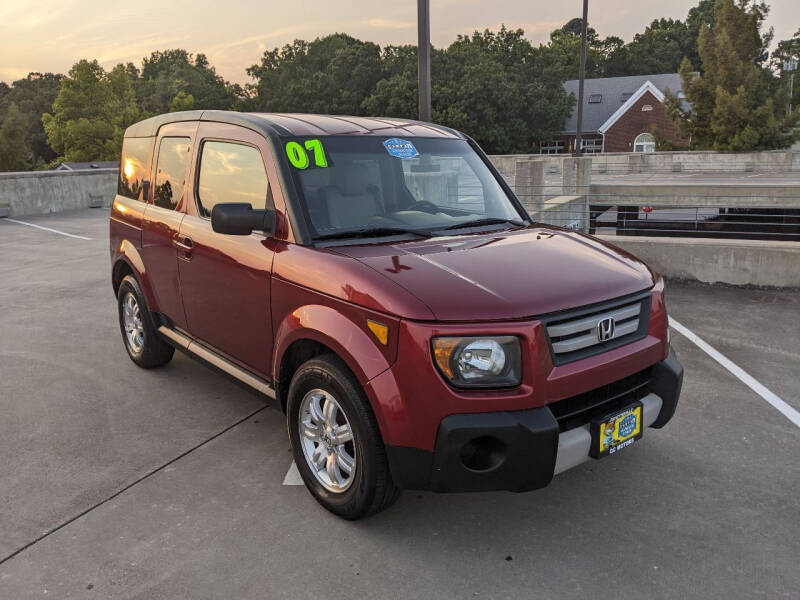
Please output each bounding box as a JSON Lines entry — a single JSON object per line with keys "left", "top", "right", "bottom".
{"left": 157, "top": 326, "right": 276, "bottom": 400}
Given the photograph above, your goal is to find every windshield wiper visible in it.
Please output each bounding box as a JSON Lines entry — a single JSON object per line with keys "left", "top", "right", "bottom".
{"left": 314, "top": 226, "right": 430, "bottom": 241}
{"left": 435, "top": 217, "right": 526, "bottom": 232}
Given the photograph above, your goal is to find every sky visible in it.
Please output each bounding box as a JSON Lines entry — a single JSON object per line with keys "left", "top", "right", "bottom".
{"left": 1, "top": 0, "right": 798, "bottom": 85}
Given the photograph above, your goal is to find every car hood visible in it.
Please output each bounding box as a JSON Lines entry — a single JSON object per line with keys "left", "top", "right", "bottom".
{"left": 332, "top": 227, "right": 655, "bottom": 321}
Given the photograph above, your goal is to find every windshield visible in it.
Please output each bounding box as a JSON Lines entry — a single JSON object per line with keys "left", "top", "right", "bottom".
{"left": 282, "top": 136, "right": 525, "bottom": 240}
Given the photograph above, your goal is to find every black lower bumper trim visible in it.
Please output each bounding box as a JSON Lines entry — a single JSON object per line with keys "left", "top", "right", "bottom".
{"left": 385, "top": 348, "right": 683, "bottom": 493}
{"left": 649, "top": 347, "right": 683, "bottom": 428}
{"left": 386, "top": 407, "right": 558, "bottom": 493}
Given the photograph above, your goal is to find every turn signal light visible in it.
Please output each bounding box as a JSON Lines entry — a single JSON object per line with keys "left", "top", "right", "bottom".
{"left": 367, "top": 320, "right": 389, "bottom": 346}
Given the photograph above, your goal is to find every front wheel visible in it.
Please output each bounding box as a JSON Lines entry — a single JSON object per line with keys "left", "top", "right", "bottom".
{"left": 287, "top": 355, "right": 401, "bottom": 519}
{"left": 117, "top": 275, "right": 174, "bottom": 369}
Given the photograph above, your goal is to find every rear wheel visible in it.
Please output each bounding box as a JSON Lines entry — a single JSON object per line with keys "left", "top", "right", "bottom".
{"left": 117, "top": 275, "right": 174, "bottom": 368}
{"left": 287, "top": 355, "right": 401, "bottom": 519}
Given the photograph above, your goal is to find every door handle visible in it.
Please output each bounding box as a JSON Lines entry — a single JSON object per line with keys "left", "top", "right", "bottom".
{"left": 173, "top": 235, "right": 193, "bottom": 259}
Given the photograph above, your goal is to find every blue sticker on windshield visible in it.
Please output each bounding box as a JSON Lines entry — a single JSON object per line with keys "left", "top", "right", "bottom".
{"left": 383, "top": 138, "right": 419, "bottom": 159}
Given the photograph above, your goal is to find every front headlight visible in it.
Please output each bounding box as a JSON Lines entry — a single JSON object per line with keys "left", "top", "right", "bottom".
{"left": 432, "top": 336, "right": 522, "bottom": 388}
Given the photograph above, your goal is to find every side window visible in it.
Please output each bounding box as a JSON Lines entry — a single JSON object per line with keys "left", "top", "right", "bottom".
{"left": 118, "top": 137, "right": 153, "bottom": 201}
{"left": 154, "top": 137, "right": 190, "bottom": 210}
{"left": 197, "top": 141, "right": 269, "bottom": 218}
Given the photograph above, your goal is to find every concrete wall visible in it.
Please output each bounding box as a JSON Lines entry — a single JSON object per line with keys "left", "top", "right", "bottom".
{"left": 532, "top": 195, "right": 587, "bottom": 230}
{"left": 490, "top": 150, "right": 800, "bottom": 175}
{"left": 599, "top": 235, "right": 800, "bottom": 288}
{"left": 589, "top": 183, "right": 800, "bottom": 209}
{"left": 0, "top": 169, "right": 118, "bottom": 217}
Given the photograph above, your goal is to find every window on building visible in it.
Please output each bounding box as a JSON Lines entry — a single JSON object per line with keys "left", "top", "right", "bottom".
{"left": 197, "top": 141, "right": 269, "bottom": 218}
{"left": 620, "top": 92, "right": 633, "bottom": 103}
{"left": 118, "top": 137, "right": 153, "bottom": 201}
{"left": 581, "top": 138, "right": 603, "bottom": 153}
{"left": 539, "top": 140, "right": 565, "bottom": 154}
{"left": 588, "top": 94, "right": 602, "bottom": 104}
{"left": 633, "top": 132, "right": 656, "bottom": 153}
{"left": 153, "top": 137, "right": 190, "bottom": 210}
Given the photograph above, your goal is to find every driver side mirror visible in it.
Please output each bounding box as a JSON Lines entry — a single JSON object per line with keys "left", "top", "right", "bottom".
{"left": 211, "top": 203, "right": 276, "bottom": 236}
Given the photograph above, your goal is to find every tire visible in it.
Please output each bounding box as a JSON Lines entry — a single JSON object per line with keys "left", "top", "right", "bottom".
{"left": 117, "top": 274, "right": 174, "bottom": 369}
{"left": 287, "top": 355, "right": 401, "bottom": 519}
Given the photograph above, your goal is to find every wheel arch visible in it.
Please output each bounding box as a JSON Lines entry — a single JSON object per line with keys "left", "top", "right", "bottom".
{"left": 273, "top": 305, "right": 394, "bottom": 416}
{"left": 111, "top": 241, "right": 157, "bottom": 310}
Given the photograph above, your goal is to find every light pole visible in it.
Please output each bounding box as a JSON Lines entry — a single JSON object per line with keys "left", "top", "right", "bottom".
{"left": 573, "top": 0, "right": 589, "bottom": 156}
{"left": 418, "top": 0, "right": 431, "bottom": 122}
{"left": 784, "top": 58, "right": 797, "bottom": 116}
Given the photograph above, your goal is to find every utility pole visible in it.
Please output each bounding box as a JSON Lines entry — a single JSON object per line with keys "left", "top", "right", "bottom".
{"left": 785, "top": 58, "right": 797, "bottom": 116}
{"left": 573, "top": 0, "right": 589, "bottom": 156}
{"left": 417, "top": 0, "right": 431, "bottom": 122}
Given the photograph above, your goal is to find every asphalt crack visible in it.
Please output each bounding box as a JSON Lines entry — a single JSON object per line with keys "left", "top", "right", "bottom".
{"left": 0, "top": 406, "right": 267, "bottom": 567}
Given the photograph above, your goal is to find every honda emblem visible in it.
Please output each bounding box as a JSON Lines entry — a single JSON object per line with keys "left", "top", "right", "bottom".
{"left": 597, "top": 317, "right": 615, "bottom": 342}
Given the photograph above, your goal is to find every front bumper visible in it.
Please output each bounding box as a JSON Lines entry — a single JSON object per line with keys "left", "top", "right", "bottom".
{"left": 385, "top": 348, "right": 683, "bottom": 492}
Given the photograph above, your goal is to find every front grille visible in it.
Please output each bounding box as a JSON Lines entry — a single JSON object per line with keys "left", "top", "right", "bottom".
{"left": 540, "top": 292, "right": 651, "bottom": 365}
{"left": 548, "top": 368, "right": 653, "bottom": 432}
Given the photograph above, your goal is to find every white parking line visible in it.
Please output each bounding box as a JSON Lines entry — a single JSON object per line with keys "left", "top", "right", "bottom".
{"left": 669, "top": 317, "right": 800, "bottom": 428}
{"left": 283, "top": 461, "right": 303, "bottom": 485}
{"left": 4, "top": 218, "right": 92, "bottom": 240}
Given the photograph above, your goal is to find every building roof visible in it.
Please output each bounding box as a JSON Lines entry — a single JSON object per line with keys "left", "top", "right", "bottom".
{"left": 124, "top": 111, "right": 464, "bottom": 140}
{"left": 562, "top": 73, "right": 684, "bottom": 133}
{"left": 55, "top": 161, "right": 119, "bottom": 171}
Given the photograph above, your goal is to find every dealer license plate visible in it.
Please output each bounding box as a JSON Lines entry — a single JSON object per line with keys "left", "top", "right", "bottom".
{"left": 590, "top": 402, "right": 643, "bottom": 459}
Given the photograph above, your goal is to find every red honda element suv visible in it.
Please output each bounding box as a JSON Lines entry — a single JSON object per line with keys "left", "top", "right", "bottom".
{"left": 110, "top": 111, "right": 683, "bottom": 519}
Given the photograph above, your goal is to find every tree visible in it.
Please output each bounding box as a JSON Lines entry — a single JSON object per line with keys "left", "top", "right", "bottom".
{"left": 0, "top": 73, "right": 63, "bottom": 166}
{"left": 361, "top": 44, "right": 420, "bottom": 118}
{"left": 685, "top": 0, "right": 719, "bottom": 67}
{"left": 667, "top": 0, "right": 797, "bottom": 151}
{"left": 771, "top": 28, "right": 800, "bottom": 112}
{"left": 0, "top": 83, "right": 10, "bottom": 111}
{"left": 538, "top": 19, "right": 605, "bottom": 81}
{"left": 364, "top": 27, "right": 572, "bottom": 153}
{"left": 42, "top": 60, "right": 140, "bottom": 162}
{"left": 605, "top": 19, "right": 695, "bottom": 77}
{"left": 0, "top": 103, "right": 31, "bottom": 171}
{"left": 136, "top": 50, "right": 238, "bottom": 115}
{"left": 246, "top": 34, "right": 383, "bottom": 115}
{"left": 433, "top": 27, "right": 571, "bottom": 153}
{"left": 169, "top": 91, "right": 195, "bottom": 112}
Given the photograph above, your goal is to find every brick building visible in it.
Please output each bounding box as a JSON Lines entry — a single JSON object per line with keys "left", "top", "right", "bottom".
{"left": 542, "top": 73, "right": 687, "bottom": 154}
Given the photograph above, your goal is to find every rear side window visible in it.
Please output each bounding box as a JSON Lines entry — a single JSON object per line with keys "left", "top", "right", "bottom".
{"left": 153, "top": 137, "right": 191, "bottom": 210}
{"left": 118, "top": 137, "right": 153, "bottom": 201}
{"left": 197, "top": 141, "right": 269, "bottom": 218}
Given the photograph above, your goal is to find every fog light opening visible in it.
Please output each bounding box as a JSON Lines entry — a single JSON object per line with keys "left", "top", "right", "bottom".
{"left": 459, "top": 436, "right": 506, "bottom": 472}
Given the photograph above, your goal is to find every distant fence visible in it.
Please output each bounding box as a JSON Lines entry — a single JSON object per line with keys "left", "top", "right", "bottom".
{"left": 0, "top": 168, "right": 118, "bottom": 217}
{"left": 512, "top": 184, "right": 800, "bottom": 242}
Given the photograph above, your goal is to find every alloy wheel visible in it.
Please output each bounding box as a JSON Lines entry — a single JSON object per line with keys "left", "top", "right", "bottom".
{"left": 122, "top": 292, "right": 144, "bottom": 353}
{"left": 298, "top": 389, "right": 357, "bottom": 493}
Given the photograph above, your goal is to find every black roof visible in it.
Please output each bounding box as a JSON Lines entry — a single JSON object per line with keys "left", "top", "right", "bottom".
{"left": 124, "top": 111, "right": 464, "bottom": 140}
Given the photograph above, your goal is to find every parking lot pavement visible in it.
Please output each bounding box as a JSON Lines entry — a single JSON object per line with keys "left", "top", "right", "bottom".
{"left": 666, "top": 282, "right": 800, "bottom": 410}
{"left": 1, "top": 210, "right": 798, "bottom": 599}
